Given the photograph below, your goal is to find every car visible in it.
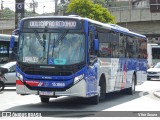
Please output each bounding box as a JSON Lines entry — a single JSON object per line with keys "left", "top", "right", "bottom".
{"left": 0, "top": 61, "right": 16, "bottom": 85}
{"left": 147, "top": 62, "right": 160, "bottom": 80}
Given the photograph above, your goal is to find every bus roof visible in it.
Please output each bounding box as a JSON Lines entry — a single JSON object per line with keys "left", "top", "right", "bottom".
{"left": 21, "top": 16, "right": 146, "bottom": 39}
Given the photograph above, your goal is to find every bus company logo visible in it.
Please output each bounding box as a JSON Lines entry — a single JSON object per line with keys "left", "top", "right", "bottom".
{"left": 44, "top": 82, "right": 49, "bottom": 87}
{"left": 38, "top": 82, "right": 44, "bottom": 87}
{"left": 38, "top": 82, "right": 49, "bottom": 87}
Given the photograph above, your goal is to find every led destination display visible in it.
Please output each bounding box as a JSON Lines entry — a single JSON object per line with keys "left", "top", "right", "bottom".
{"left": 23, "top": 19, "right": 82, "bottom": 29}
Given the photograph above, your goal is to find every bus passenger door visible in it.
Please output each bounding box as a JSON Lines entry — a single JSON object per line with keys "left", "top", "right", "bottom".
{"left": 86, "top": 30, "right": 99, "bottom": 96}
{"left": 86, "top": 62, "right": 98, "bottom": 96}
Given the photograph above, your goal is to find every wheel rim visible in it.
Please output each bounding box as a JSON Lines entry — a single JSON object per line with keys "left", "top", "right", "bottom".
{"left": 132, "top": 75, "right": 135, "bottom": 92}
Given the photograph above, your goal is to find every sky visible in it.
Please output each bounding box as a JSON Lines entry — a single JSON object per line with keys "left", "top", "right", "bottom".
{"left": 0, "top": 0, "right": 57, "bottom": 14}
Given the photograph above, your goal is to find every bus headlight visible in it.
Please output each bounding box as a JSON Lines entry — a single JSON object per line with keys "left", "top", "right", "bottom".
{"left": 74, "top": 74, "right": 84, "bottom": 84}
{"left": 17, "top": 72, "right": 23, "bottom": 81}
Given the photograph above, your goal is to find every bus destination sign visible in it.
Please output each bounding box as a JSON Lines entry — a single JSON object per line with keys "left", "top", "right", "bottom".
{"left": 23, "top": 19, "right": 81, "bottom": 29}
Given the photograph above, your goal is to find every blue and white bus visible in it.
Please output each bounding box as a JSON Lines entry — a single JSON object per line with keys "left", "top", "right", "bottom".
{"left": 0, "top": 34, "right": 18, "bottom": 63}
{"left": 10, "top": 16, "right": 147, "bottom": 104}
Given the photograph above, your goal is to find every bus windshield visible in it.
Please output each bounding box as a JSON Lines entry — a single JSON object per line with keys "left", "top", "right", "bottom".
{"left": 18, "top": 32, "right": 85, "bottom": 65}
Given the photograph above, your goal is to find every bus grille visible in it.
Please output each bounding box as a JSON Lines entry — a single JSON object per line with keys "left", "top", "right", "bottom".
{"left": 24, "top": 70, "right": 73, "bottom": 76}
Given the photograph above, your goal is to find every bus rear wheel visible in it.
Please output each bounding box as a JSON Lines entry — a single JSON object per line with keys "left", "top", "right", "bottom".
{"left": 88, "top": 95, "right": 99, "bottom": 105}
{"left": 126, "top": 74, "right": 136, "bottom": 95}
{"left": 40, "top": 96, "right": 50, "bottom": 103}
{"left": 99, "top": 78, "right": 106, "bottom": 101}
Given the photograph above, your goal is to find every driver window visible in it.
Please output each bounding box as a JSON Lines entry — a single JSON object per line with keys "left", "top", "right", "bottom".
{"left": 89, "top": 32, "right": 95, "bottom": 56}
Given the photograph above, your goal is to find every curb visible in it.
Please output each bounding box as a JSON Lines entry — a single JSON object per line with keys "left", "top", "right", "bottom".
{"left": 153, "top": 91, "right": 160, "bottom": 98}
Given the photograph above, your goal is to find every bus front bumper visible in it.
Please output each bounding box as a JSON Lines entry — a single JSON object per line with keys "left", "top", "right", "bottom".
{"left": 16, "top": 79, "right": 87, "bottom": 97}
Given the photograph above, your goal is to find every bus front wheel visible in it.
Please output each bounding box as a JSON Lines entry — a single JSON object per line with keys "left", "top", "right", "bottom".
{"left": 40, "top": 96, "right": 50, "bottom": 103}
{"left": 88, "top": 95, "right": 99, "bottom": 105}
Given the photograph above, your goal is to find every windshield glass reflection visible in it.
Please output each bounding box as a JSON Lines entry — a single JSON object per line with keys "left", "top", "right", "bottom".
{"left": 18, "top": 32, "right": 85, "bottom": 65}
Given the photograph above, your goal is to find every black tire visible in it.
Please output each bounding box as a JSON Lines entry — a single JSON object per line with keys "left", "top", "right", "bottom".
{"left": 147, "top": 78, "right": 151, "bottom": 81}
{"left": 88, "top": 95, "right": 99, "bottom": 105}
{"left": 125, "top": 74, "right": 136, "bottom": 95}
{"left": 0, "top": 81, "right": 5, "bottom": 92}
{"left": 40, "top": 96, "right": 50, "bottom": 103}
{"left": 99, "top": 78, "right": 106, "bottom": 101}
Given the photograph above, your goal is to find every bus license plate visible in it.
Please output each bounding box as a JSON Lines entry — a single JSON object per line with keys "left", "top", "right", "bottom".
{"left": 39, "top": 91, "right": 54, "bottom": 96}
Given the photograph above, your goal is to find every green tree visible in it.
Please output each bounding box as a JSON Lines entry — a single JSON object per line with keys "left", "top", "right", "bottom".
{"left": 0, "top": 8, "right": 39, "bottom": 19}
{"left": 66, "top": 0, "right": 116, "bottom": 23}
{"left": 1, "top": 8, "right": 15, "bottom": 19}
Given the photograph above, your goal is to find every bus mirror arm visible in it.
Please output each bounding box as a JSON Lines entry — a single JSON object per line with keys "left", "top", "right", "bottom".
{"left": 10, "top": 29, "right": 19, "bottom": 49}
{"left": 9, "top": 48, "right": 17, "bottom": 61}
{"left": 88, "top": 56, "right": 98, "bottom": 66}
{"left": 12, "top": 29, "right": 20, "bottom": 35}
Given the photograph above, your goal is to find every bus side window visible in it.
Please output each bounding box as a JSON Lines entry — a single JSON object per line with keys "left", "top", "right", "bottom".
{"left": 110, "top": 32, "right": 119, "bottom": 58}
{"left": 98, "top": 32, "right": 111, "bottom": 58}
{"left": 119, "top": 34, "right": 126, "bottom": 58}
{"left": 137, "top": 38, "right": 147, "bottom": 59}
{"left": 126, "top": 36, "right": 137, "bottom": 58}
{"left": 89, "top": 32, "right": 95, "bottom": 56}
{"left": 133, "top": 38, "right": 138, "bottom": 58}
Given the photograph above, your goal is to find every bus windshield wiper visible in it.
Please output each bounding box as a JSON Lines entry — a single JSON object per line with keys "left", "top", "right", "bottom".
{"left": 32, "top": 29, "right": 47, "bottom": 63}
{"left": 54, "top": 30, "right": 68, "bottom": 47}
{"left": 33, "top": 29, "right": 44, "bottom": 48}
{"left": 51, "top": 30, "right": 68, "bottom": 57}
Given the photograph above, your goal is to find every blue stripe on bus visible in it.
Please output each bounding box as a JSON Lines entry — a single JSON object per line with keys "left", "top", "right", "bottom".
{"left": 84, "top": 20, "right": 89, "bottom": 64}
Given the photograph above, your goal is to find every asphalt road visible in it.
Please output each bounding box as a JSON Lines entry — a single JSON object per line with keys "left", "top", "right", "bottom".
{"left": 0, "top": 80, "right": 160, "bottom": 119}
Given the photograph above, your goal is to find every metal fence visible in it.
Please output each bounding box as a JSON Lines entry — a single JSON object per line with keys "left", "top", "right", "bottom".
{"left": 108, "top": 4, "right": 150, "bottom": 12}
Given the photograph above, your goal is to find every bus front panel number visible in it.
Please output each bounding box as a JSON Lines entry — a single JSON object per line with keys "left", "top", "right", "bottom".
{"left": 52, "top": 82, "right": 65, "bottom": 87}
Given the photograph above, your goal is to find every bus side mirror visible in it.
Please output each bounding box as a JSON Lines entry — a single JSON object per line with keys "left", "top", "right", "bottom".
{"left": 94, "top": 39, "right": 99, "bottom": 51}
{"left": 10, "top": 35, "right": 15, "bottom": 49}
{"left": 10, "top": 29, "right": 19, "bottom": 49}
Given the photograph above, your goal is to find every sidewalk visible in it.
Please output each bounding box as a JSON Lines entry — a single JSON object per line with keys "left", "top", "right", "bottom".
{"left": 153, "top": 90, "right": 160, "bottom": 98}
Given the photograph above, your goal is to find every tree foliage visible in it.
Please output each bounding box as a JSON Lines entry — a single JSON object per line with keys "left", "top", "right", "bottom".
{"left": 0, "top": 8, "right": 39, "bottom": 19}
{"left": 66, "top": 0, "right": 116, "bottom": 23}
{"left": 0, "top": 8, "right": 15, "bottom": 19}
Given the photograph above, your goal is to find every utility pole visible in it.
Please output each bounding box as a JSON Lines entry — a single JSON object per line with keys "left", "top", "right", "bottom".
{"left": 129, "top": 0, "right": 132, "bottom": 10}
{"left": 32, "top": 0, "right": 35, "bottom": 13}
{"left": 1, "top": 0, "right": 3, "bottom": 11}
{"left": 15, "top": 0, "right": 25, "bottom": 28}
{"left": 55, "top": 0, "right": 58, "bottom": 15}
{"left": 1, "top": 0, "right": 3, "bottom": 18}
